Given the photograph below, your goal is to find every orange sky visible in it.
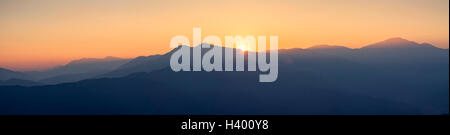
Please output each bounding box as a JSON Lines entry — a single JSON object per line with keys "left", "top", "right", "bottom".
{"left": 0, "top": 0, "right": 449, "bottom": 71}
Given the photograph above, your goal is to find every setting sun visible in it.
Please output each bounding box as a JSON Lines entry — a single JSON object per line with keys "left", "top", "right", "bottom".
{"left": 238, "top": 44, "right": 248, "bottom": 52}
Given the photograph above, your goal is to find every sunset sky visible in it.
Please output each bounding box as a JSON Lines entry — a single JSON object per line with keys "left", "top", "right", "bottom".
{"left": 0, "top": 0, "right": 449, "bottom": 71}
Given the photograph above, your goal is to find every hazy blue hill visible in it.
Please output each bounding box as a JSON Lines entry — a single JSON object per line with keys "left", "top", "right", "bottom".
{"left": 0, "top": 68, "right": 30, "bottom": 81}
{"left": 25, "top": 56, "right": 131, "bottom": 84}
{"left": 98, "top": 54, "right": 169, "bottom": 78}
{"left": 280, "top": 51, "right": 448, "bottom": 113}
{"left": 0, "top": 67, "right": 421, "bottom": 115}
{"left": 0, "top": 78, "right": 42, "bottom": 86}
{"left": 278, "top": 38, "right": 449, "bottom": 113}
{"left": 39, "top": 72, "right": 107, "bottom": 84}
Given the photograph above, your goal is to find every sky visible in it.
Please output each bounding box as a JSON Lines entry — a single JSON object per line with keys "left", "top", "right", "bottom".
{"left": 0, "top": 0, "right": 449, "bottom": 71}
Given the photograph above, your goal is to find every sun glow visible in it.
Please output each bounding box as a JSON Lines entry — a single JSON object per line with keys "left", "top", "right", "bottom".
{"left": 237, "top": 43, "right": 248, "bottom": 52}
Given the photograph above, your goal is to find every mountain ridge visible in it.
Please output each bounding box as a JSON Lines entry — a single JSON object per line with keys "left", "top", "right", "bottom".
{"left": 1, "top": 37, "right": 448, "bottom": 85}
{"left": 362, "top": 37, "right": 438, "bottom": 49}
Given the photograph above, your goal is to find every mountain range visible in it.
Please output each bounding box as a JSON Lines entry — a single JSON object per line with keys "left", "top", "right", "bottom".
{"left": 2, "top": 56, "right": 131, "bottom": 85}
{"left": 0, "top": 38, "right": 448, "bottom": 114}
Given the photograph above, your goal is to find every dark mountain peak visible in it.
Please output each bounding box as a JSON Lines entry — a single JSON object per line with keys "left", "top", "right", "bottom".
{"left": 362, "top": 37, "right": 437, "bottom": 49}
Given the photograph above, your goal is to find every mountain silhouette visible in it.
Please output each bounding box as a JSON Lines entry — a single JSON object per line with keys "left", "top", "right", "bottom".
{"left": 24, "top": 56, "right": 131, "bottom": 84}
{"left": 0, "top": 38, "right": 448, "bottom": 114}
{"left": 0, "top": 68, "right": 30, "bottom": 81}
{"left": 98, "top": 44, "right": 242, "bottom": 78}
{"left": 0, "top": 78, "right": 42, "bottom": 86}
{"left": 0, "top": 67, "right": 424, "bottom": 114}
{"left": 362, "top": 37, "right": 436, "bottom": 49}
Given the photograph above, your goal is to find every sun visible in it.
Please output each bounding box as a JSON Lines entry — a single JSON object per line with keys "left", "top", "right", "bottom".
{"left": 237, "top": 43, "right": 248, "bottom": 52}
